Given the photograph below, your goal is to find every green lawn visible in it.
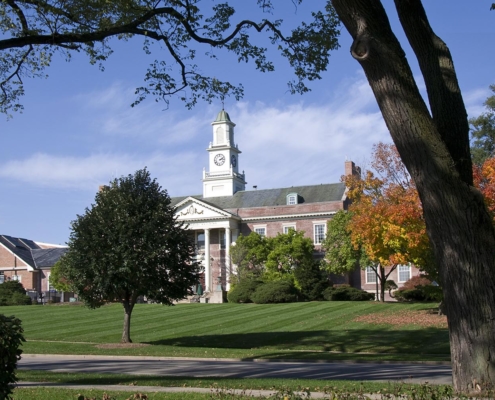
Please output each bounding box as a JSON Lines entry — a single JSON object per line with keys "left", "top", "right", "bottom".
{"left": 2, "top": 301, "right": 449, "bottom": 361}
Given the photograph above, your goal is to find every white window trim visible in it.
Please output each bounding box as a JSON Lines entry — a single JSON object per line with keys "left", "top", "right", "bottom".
{"left": 313, "top": 223, "right": 326, "bottom": 245}
{"left": 397, "top": 264, "right": 412, "bottom": 283}
{"left": 283, "top": 224, "right": 296, "bottom": 234}
{"left": 287, "top": 193, "right": 298, "bottom": 205}
{"left": 253, "top": 225, "right": 267, "bottom": 237}
{"left": 365, "top": 266, "right": 378, "bottom": 284}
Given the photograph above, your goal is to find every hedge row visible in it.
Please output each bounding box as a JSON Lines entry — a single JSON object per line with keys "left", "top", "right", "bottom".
{"left": 0, "top": 281, "right": 32, "bottom": 306}
{"left": 228, "top": 280, "right": 373, "bottom": 304}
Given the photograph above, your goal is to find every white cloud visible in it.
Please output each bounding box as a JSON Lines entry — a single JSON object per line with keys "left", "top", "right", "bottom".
{"left": 74, "top": 82, "right": 208, "bottom": 146}
{"left": 229, "top": 75, "right": 390, "bottom": 189}
{"left": 464, "top": 87, "right": 491, "bottom": 119}
{"left": 0, "top": 152, "right": 201, "bottom": 195}
{"left": 0, "top": 73, "right": 391, "bottom": 195}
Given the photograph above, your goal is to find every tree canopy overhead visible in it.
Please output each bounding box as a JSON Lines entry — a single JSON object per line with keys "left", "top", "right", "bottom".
{"left": 0, "top": 0, "right": 340, "bottom": 114}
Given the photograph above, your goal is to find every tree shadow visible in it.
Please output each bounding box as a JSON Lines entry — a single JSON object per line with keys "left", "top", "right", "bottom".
{"left": 145, "top": 328, "right": 449, "bottom": 358}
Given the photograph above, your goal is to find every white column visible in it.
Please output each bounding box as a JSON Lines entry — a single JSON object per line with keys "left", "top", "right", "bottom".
{"left": 204, "top": 228, "right": 211, "bottom": 292}
{"left": 225, "top": 227, "right": 232, "bottom": 291}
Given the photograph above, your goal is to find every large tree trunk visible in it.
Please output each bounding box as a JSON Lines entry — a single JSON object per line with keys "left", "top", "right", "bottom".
{"left": 122, "top": 300, "right": 135, "bottom": 343}
{"left": 332, "top": 0, "right": 495, "bottom": 391}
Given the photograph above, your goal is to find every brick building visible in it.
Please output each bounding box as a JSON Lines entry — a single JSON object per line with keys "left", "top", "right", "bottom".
{"left": 0, "top": 234, "right": 67, "bottom": 301}
{"left": 171, "top": 110, "right": 421, "bottom": 302}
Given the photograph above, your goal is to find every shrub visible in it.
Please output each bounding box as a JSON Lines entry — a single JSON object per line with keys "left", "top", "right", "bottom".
{"left": 394, "top": 275, "right": 443, "bottom": 302}
{"left": 294, "top": 261, "right": 332, "bottom": 301}
{"left": 227, "top": 279, "right": 263, "bottom": 303}
{"left": 0, "top": 281, "right": 32, "bottom": 306}
{"left": 0, "top": 314, "right": 25, "bottom": 399}
{"left": 395, "top": 285, "right": 443, "bottom": 302}
{"left": 251, "top": 280, "right": 299, "bottom": 304}
{"left": 323, "top": 286, "right": 374, "bottom": 301}
{"left": 401, "top": 275, "right": 433, "bottom": 290}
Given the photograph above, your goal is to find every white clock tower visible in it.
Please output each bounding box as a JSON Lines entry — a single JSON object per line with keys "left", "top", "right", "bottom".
{"left": 203, "top": 110, "right": 246, "bottom": 198}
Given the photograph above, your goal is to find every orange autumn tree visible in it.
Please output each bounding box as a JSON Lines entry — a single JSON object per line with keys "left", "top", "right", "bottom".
{"left": 473, "top": 157, "right": 495, "bottom": 223}
{"left": 345, "top": 143, "right": 435, "bottom": 301}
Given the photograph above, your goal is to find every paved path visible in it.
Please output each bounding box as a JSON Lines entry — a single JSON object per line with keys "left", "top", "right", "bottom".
{"left": 19, "top": 354, "right": 452, "bottom": 385}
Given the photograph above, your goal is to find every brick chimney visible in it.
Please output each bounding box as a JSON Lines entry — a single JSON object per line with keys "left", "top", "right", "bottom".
{"left": 345, "top": 160, "right": 361, "bottom": 178}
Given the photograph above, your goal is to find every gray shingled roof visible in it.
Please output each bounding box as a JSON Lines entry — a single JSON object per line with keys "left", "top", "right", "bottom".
{"left": 32, "top": 248, "right": 68, "bottom": 268}
{"left": 171, "top": 182, "right": 346, "bottom": 210}
{"left": 0, "top": 235, "right": 67, "bottom": 269}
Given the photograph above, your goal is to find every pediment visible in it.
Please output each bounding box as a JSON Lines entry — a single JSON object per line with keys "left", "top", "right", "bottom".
{"left": 174, "top": 197, "right": 234, "bottom": 220}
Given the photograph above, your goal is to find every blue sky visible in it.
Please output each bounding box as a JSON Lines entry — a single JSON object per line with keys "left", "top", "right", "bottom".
{"left": 1, "top": 1, "right": 494, "bottom": 245}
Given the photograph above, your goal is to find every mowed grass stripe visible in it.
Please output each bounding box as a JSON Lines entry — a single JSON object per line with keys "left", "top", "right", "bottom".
{"left": 232, "top": 302, "right": 365, "bottom": 334}
{"left": 26, "top": 308, "right": 123, "bottom": 342}
{"left": 174, "top": 302, "right": 319, "bottom": 334}
{"left": 130, "top": 303, "right": 317, "bottom": 341}
{"left": 130, "top": 304, "right": 265, "bottom": 337}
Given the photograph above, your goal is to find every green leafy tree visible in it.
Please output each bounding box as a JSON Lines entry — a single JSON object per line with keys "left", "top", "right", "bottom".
{"left": 229, "top": 232, "right": 269, "bottom": 283}
{"left": 48, "top": 261, "right": 71, "bottom": 293}
{"left": 231, "top": 230, "right": 317, "bottom": 288}
{"left": 469, "top": 85, "right": 495, "bottom": 165}
{"left": 264, "top": 229, "right": 314, "bottom": 282}
{"left": 61, "top": 168, "right": 199, "bottom": 343}
{"left": 322, "top": 210, "right": 369, "bottom": 276}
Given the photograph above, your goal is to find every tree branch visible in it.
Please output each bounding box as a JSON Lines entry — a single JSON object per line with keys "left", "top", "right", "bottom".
{"left": 0, "top": 6, "right": 290, "bottom": 51}
{"left": 6, "top": 0, "right": 30, "bottom": 34}
{"left": 394, "top": 0, "right": 472, "bottom": 185}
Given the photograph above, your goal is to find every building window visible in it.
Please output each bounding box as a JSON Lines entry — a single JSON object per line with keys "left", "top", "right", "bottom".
{"left": 366, "top": 266, "right": 377, "bottom": 284}
{"left": 254, "top": 227, "right": 266, "bottom": 237}
{"left": 314, "top": 224, "right": 326, "bottom": 244}
{"left": 197, "top": 233, "right": 205, "bottom": 250}
{"left": 287, "top": 193, "right": 298, "bottom": 205}
{"left": 283, "top": 225, "right": 296, "bottom": 234}
{"left": 398, "top": 265, "right": 411, "bottom": 283}
{"left": 0, "top": 272, "right": 4, "bottom": 284}
{"left": 46, "top": 272, "right": 55, "bottom": 291}
{"left": 220, "top": 231, "right": 226, "bottom": 249}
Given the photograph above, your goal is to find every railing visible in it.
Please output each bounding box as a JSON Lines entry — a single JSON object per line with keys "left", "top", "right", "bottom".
{"left": 204, "top": 170, "right": 245, "bottom": 179}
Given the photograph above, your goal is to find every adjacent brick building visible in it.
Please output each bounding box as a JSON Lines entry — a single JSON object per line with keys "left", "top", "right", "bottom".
{"left": 0, "top": 234, "right": 67, "bottom": 300}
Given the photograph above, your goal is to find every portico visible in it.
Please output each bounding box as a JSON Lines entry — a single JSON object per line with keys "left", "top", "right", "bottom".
{"left": 175, "top": 197, "right": 241, "bottom": 295}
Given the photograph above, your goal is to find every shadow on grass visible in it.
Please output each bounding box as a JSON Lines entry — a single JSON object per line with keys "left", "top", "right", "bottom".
{"left": 16, "top": 372, "right": 429, "bottom": 391}
{"left": 145, "top": 328, "right": 449, "bottom": 356}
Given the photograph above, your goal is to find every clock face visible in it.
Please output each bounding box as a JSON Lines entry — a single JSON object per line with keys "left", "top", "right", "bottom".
{"left": 214, "top": 154, "right": 225, "bottom": 166}
{"left": 231, "top": 155, "right": 237, "bottom": 167}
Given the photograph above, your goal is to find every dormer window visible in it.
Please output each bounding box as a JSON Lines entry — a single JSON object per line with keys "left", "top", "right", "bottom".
{"left": 287, "top": 193, "right": 298, "bottom": 205}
